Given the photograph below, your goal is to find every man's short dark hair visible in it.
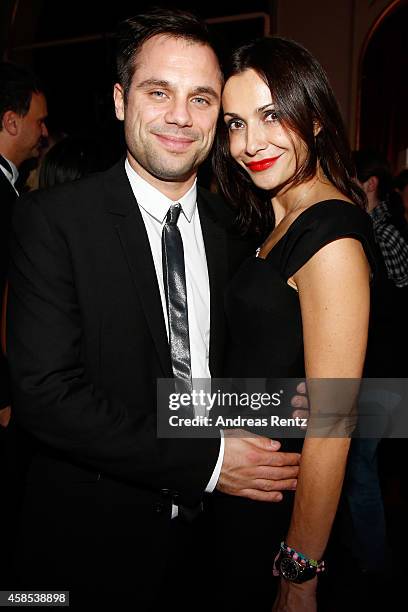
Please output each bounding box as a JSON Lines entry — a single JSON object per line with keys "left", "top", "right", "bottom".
{"left": 115, "top": 7, "right": 220, "bottom": 100}
{"left": 0, "top": 61, "right": 42, "bottom": 126}
{"left": 353, "top": 150, "right": 393, "bottom": 201}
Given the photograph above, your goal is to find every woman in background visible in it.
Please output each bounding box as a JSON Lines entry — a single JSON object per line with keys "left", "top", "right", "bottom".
{"left": 213, "top": 37, "right": 376, "bottom": 611}
{"left": 39, "top": 136, "right": 105, "bottom": 189}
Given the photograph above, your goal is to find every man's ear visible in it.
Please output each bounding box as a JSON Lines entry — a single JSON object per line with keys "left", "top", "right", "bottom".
{"left": 366, "top": 175, "right": 379, "bottom": 194}
{"left": 113, "top": 83, "right": 125, "bottom": 121}
{"left": 2, "top": 110, "right": 20, "bottom": 136}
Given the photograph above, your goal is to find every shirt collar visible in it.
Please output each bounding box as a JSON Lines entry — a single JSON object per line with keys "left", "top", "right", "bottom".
{"left": 0, "top": 154, "right": 19, "bottom": 186}
{"left": 125, "top": 158, "right": 197, "bottom": 223}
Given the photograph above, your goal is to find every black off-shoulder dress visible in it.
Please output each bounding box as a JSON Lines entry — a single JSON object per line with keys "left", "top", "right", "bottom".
{"left": 207, "top": 200, "right": 377, "bottom": 610}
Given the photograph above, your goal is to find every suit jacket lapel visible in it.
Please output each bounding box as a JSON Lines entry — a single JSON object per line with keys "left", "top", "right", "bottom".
{"left": 103, "top": 162, "right": 172, "bottom": 378}
{"left": 197, "top": 190, "right": 228, "bottom": 377}
{"left": 0, "top": 170, "right": 18, "bottom": 205}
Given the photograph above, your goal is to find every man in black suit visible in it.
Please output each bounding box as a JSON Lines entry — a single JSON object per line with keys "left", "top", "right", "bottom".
{"left": 0, "top": 61, "right": 48, "bottom": 423}
{"left": 7, "top": 9, "right": 300, "bottom": 609}
{"left": 0, "top": 62, "right": 47, "bottom": 584}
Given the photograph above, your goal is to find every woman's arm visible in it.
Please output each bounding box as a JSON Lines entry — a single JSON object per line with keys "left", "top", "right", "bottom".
{"left": 273, "top": 237, "right": 370, "bottom": 611}
{"left": 287, "top": 236, "right": 370, "bottom": 558}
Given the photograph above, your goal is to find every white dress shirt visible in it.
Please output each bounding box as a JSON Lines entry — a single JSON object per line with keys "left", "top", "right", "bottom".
{"left": 0, "top": 155, "right": 19, "bottom": 194}
{"left": 125, "top": 160, "right": 224, "bottom": 510}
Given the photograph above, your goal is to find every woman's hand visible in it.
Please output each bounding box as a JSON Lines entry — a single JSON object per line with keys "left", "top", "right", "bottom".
{"left": 272, "top": 577, "right": 317, "bottom": 612}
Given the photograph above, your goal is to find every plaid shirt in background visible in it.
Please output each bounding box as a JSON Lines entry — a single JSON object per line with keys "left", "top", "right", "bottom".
{"left": 370, "top": 200, "right": 408, "bottom": 288}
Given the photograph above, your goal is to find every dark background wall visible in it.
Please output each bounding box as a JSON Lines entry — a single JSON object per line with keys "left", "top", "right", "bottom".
{"left": 2, "top": 1, "right": 274, "bottom": 167}
{"left": 1, "top": 0, "right": 407, "bottom": 171}
{"left": 360, "top": 3, "right": 408, "bottom": 169}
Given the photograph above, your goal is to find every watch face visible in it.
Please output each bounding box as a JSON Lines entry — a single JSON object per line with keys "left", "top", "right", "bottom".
{"left": 279, "top": 557, "right": 300, "bottom": 581}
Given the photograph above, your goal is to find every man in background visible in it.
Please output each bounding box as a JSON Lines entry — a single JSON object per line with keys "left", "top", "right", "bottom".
{"left": 354, "top": 150, "right": 408, "bottom": 290}
{"left": 0, "top": 62, "right": 47, "bottom": 584}
{"left": 343, "top": 151, "right": 408, "bottom": 585}
{"left": 0, "top": 61, "right": 48, "bottom": 425}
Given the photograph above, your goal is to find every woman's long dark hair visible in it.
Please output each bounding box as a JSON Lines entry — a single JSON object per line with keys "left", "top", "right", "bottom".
{"left": 213, "top": 37, "right": 366, "bottom": 236}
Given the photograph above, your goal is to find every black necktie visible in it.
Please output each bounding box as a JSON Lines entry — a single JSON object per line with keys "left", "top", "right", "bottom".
{"left": 0, "top": 155, "right": 12, "bottom": 175}
{"left": 162, "top": 203, "right": 193, "bottom": 396}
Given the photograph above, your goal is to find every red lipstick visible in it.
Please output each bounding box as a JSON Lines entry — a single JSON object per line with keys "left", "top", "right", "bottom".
{"left": 245, "top": 156, "right": 281, "bottom": 172}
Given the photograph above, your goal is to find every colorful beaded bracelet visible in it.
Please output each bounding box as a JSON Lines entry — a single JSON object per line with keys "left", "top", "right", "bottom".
{"left": 279, "top": 541, "right": 326, "bottom": 573}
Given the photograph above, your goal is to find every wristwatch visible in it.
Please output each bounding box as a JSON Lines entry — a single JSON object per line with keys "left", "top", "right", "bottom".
{"left": 274, "top": 542, "right": 326, "bottom": 584}
{"left": 277, "top": 552, "right": 318, "bottom": 583}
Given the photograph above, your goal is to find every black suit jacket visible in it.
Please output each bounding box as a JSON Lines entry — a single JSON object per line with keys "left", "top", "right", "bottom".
{"left": 7, "top": 160, "right": 251, "bottom": 509}
{"left": 0, "top": 170, "right": 17, "bottom": 409}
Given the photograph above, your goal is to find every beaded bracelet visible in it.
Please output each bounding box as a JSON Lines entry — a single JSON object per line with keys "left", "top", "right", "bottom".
{"left": 279, "top": 541, "right": 326, "bottom": 572}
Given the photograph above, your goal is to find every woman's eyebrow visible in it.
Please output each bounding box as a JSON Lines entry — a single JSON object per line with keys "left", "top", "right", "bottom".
{"left": 257, "top": 103, "right": 275, "bottom": 112}
{"left": 223, "top": 103, "right": 275, "bottom": 118}
{"left": 223, "top": 111, "right": 241, "bottom": 118}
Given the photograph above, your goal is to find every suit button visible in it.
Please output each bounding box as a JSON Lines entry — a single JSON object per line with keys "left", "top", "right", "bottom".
{"left": 155, "top": 503, "right": 164, "bottom": 513}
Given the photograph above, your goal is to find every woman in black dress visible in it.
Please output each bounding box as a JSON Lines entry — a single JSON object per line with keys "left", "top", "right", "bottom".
{"left": 213, "top": 38, "right": 376, "bottom": 611}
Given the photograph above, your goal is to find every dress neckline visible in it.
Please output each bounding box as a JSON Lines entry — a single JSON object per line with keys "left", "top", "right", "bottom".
{"left": 255, "top": 199, "right": 355, "bottom": 261}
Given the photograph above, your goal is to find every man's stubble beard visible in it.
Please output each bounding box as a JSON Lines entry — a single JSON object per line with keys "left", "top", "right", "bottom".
{"left": 129, "top": 136, "right": 208, "bottom": 183}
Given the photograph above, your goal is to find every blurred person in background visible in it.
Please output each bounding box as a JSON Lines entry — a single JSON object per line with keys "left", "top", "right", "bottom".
{"left": 354, "top": 150, "right": 408, "bottom": 374}
{"left": 0, "top": 61, "right": 48, "bottom": 423}
{"left": 19, "top": 127, "right": 66, "bottom": 193}
{"left": 393, "top": 169, "right": 408, "bottom": 240}
{"left": 0, "top": 60, "right": 47, "bottom": 585}
{"left": 38, "top": 136, "right": 108, "bottom": 189}
{"left": 354, "top": 151, "right": 408, "bottom": 289}
{"left": 342, "top": 151, "right": 408, "bottom": 589}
